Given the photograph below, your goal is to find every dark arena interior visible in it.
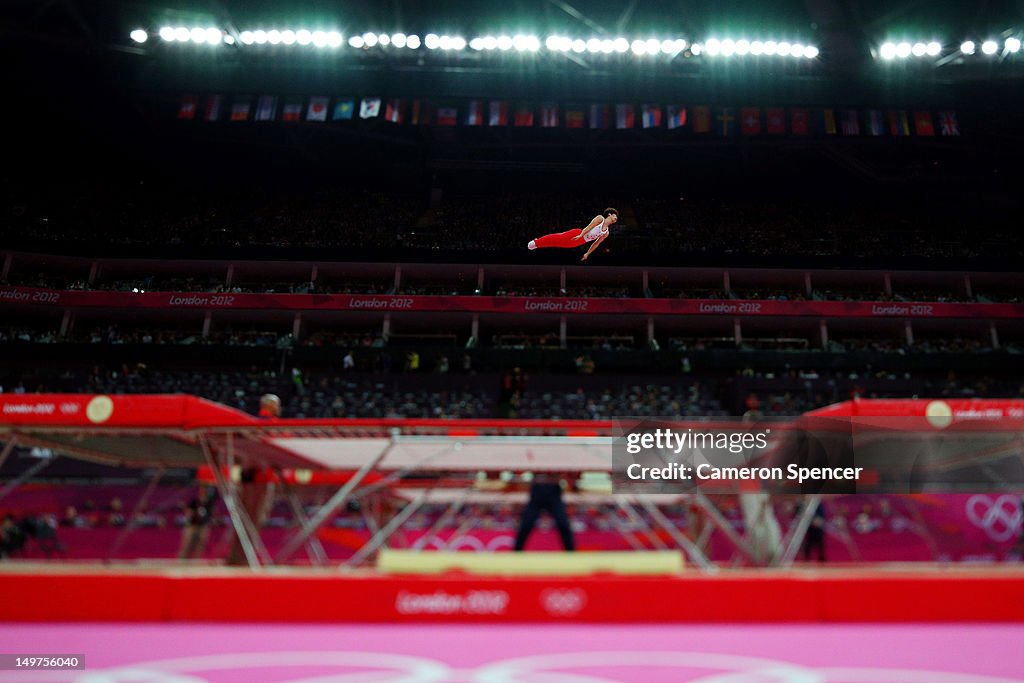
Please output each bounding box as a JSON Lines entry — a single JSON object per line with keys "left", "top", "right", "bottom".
{"left": 3, "top": 0, "right": 1024, "bottom": 681}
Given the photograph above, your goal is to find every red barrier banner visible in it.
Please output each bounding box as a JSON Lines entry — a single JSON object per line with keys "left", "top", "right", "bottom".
{"left": 3, "top": 286, "right": 1024, "bottom": 318}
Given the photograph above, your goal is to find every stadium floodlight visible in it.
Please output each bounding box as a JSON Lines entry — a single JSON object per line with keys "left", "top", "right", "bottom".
{"left": 348, "top": 35, "right": 364, "bottom": 48}
{"left": 776, "top": 41, "right": 791, "bottom": 56}
{"left": 378, "top": 33, "right": 390, "bottom": 46}
{"left": 960, "top": 40, "right": 975, "bottom": 54}
{"left": 599, "top": 38, "right": 614, "bottom": 53}
{"left": 253, "top": 29, "right": 268, "bottom": 44}
{"left": 645, "top": 38, "right": 660, "bottom": 54}
{"left": 391, "top": 33, "right": 407, "bottom": 48}
{"left": 473, "top": 37, "right": 487, "bottom": 50}
{"left": 452, "top": 36, "right": 467, "bottom": 50}
{"left": 614, "top": 37, "right": 629, "bottom": 53}
{"left": 661, "top": 38, "right": 677, "bottom": 54}
{"left": 631, "top": 39, "right": 647, "bottom": 55}
{"left": 690, "top": 42, "right": 703, "bottom": 55}
{"left": 982, "top": 39, "right": 998, "bottom": 54}
{"left": 895, "top": 41, "right": 911, "bottom": 58}
{"left": 705, "top": 38, "right": 721, "bottom": 55}
{"left": 805, "top": 45, "right": 819, "bottom": 58}
{"left": 762, "top": 40, "right": 777, "bottom": 55}
{"left": 311, "top": 30, "right": 326, "bottom": 47}
{"left": 879, "top": 42, "right": 897, "bottom": 59}
{"left": 926, "top": 41, "right": 941, "bottom": 56}
{"left": 207, "top": 28, "right": 222, "bottom": 44}
{"left": 425, "top": 33, "right": 440, "bottom": 49}
{"left": 130, "top": 29, "right": 148, "bottom": 43}
{"left": 224, "top": 35, "right": 235, "bottom": 45}
{"left": 326, "top": 31, "right": 342, "bottom": 47}
{"left": 512, "top": 34, "right": 532, "bottom": 51}
{"left": 675, "top": 38, "right": 687, "bottom": 51}
{"left": 544, "top": 35, "right": 559, "bottom": 51}
{"left": 1006, "top": 37, "right": 1021, "bottom": 53}
{"left": 173, "top": 26, "right": 189, "bottom": 42}
{"left": 190, "top": 27, "right": 207, "bottom": 44}
{"left": 571, "top": 38, "right": 586, "bottom": 53}
{"left": 527, "top": 36, "right": 541, "bottom": 51}
{"left": 296, "top": 29, "right": 311, "bottom": 45}
{"left": 721, "top": 38, "right": 736, "bottom": 56}
{"left": 159, "top": 26, "right": 174, "bottom": 41}
{"left": 267, "top": 29, "right": 282, "bottom": 45}
{"left": 791, "top": 43, "right": 805, "bottom": 57}
{"left": 280, "top": 29, "right": 295, "bottom": 45}
{"left": 406, "top": 34, "right": 421, "bottom": 49}
{"left": 911, "top": 42, "right": 926, "bottom": 56}
{"left": 497, "top": 35, "right": 513, "bottom": 50}
{"left": 750, "top": 40, "right": 764, "bottom": 55}
{"left": 734, "top": 39, "right": 750, "bottom": 55}
{"left": 438, "top": 35, "right": 452, "bottom": 50}
{"left": 483, "top": 36, "right": 499, "bottom": 50}
{"left": 363, "top": 32, "right": 378, "bottom": 47}
{"left": 586, "top": 38, "right": 601, "bottom": 53}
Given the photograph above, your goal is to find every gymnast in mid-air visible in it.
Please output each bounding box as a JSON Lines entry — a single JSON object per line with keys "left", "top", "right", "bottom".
{"left": 527, "top": 208, "right": 618, "bottom": 262}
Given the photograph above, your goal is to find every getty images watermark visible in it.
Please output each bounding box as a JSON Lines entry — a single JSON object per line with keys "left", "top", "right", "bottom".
{"left": 610, "top": 415, "right": 1024, "bottom": 494}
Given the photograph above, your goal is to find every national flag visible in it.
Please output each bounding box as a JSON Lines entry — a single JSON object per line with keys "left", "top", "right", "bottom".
{"left": 359, "top": 97, "right": 382, "bottom": 119}
{"left": 565, "top": 106, "right": 585, "bottom": 129}
{"left": 866, "top": 110, "right": 885, "bottom": 136}
{"left": 615, "top": 104, "right": 635, "bottom": 129}
{"left": 436, "top": 106, "right": 458, "bottom": 126}
{"left": 765, "top": 108, "right": 785, "bottom": 134}
{"left": 203, "top": 95, "right": 222, "bottom": 122}
{"left": 814, "top": 108, "right": 837, "bottom": 135}
{"left": 938, "top": 110, "right": 960, "bottom": 136}
{"left": 716, "top": 108, "right": 738, "bottom": 136}
{"left": 840, "top": 109, "right": 860, "bottom": 136}
{"left": 692, "top": 106, "right": 711, "bottom": 133}
{"left": 887, "top": 110, "right": 910, "bottom": 136}
{"left": 641, "top": 104, "right": 662, "bottom": 129}
{"left": 488, "top": 101, "right": 509, "bottom": 126}
{"left": 465, "top": 100, "right": 484, "bottom": 126}
{"left": 178, "top": 95, "right": 197, "bottom": 120}
{"left": 514, "top": 104, "right": 534, "bottom": 127}
{"left": 332, "top": 99, "right": 355, "bottom": 120}
{"left": 540, "top": 103, "right": 559, "bottom": 128}
{"left": 666, "top": 106, "right": 687, "bottom": 130}
{"left": 230, "top": 100, "right": 250, "bottom": 122}
{"left": 306, "top": 96, "right": 329, "bottom": 122}
{"left": 740, "top": 107, "right": 761, "bottom": 135}
{"left": 410, "top": 101, "right": 434, "bottom": 125}
{"left": 384, "top": 99, "right": 403, "bottom": 123}
{"left": 589, "top": 104, "right": 609, "bottom": 129}
{"left": 913, "top": 110, "right": 935, "bottom": 136}
{"left": 255, "top": 96, "right": 277, "bottom": 121}
{"left": 790, "top": 108, "right": 809, "bottom": 136}
{"left": 282, "top": 102, "right": 302, "bottom": 121}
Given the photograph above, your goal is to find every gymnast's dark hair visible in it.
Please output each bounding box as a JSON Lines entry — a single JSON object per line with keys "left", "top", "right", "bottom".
{"left": 603, "top": 207, "right": 618, "bottom": 217}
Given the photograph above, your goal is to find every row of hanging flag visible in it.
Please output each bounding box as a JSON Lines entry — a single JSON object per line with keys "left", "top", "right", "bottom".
{"left": 178, "top": 95, "right": 961, "bottom": 136}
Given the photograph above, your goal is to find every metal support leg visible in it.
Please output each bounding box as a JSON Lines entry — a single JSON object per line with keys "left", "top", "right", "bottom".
{"left": 345, "top": 491, "right": 429, "bottom": 567}
{"left": 616, "top": 499, "right": 669, "bottom": 550}
{"left": 276, "top": 450, "right": 387, "bottom": 562}
{"left": 224, "top": 434, "right": 273, "bottom": 565}
{"left": 199, "top": 435, "right": 261, "bottom": 569}
{"left": 106, "top": 467, "right": 164, "bottom": 561}
{"left": 0, "top": 456, "right": 52, "bottom": 505}
{"left": 411, "top": 488, "right": 469, "bottom": 551}
{"left": 638, "top": 498, "right": 714, "bottom": 571}
{"left": 0, "top": 436, "right": 18, "bottom": 473}
{"left": 778, "top": 494, "right": 822, "bottom": 566}
{"left": 284, "top": 489, "right": 329, "bottom": 564}
{"left": 691, "top": 490, "right": 758, "bottom": 562}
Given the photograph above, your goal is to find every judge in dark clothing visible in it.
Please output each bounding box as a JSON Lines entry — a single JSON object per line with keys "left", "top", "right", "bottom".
{"left": 514, "top": 474, "right": 576, "bottom": 552}
{"left": 179, "top": 484, "right": 217, "bottom": 560}
{"left": 802, "top": 500, "right": 827, "bottom": 563}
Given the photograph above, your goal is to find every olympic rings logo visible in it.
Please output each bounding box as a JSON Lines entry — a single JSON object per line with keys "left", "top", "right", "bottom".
{"left": 966, "top": 495, "right": 1023, "bottom": 542}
